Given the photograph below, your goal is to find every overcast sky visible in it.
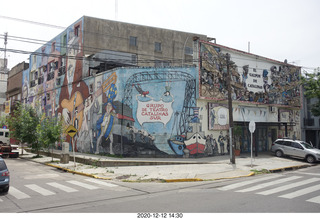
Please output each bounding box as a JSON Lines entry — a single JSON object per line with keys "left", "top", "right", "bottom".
{"left": 1, "top": 0, "right": 319, "bottom": 72}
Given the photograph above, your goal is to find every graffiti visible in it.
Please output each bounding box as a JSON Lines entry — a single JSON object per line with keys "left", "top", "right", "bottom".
{"left": 200, "top": 42, "right": 301, "bottom": 107}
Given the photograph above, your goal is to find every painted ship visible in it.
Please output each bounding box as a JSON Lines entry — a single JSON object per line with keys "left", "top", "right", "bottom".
{"left": 168, "top": 135, "right": 186, "bottom": 156}
{"left": 184, "top": 107, "right": 206, "bottom": 155}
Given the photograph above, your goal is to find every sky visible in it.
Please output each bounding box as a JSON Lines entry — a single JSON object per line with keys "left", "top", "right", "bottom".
{"left": 0, "top": 0, "right": 319, "bottom": 73}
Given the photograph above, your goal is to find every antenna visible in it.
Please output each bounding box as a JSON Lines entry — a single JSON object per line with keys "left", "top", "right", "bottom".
{"left": 115, "top": 0, "right": 118, "bottom": 20}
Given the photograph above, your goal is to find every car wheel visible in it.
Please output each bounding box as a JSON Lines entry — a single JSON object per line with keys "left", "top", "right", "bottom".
{"left": 275, "top": 150, "right": 283, "bottom": 157}
{"left": 306, "top": 155, "right": 315, "bottom": 163}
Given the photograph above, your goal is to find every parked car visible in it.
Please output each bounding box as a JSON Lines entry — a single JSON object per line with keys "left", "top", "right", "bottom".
{"left": 271, "top": 138, "right": 320, "bottom": 163}
{"left": 0, "top": 157, "right": 10, "bottom": 193}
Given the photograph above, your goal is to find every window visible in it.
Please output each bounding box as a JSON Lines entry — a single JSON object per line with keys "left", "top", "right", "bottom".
{"left": 51, "top": 42, "right": 56, "bottom": 52}
{"left": 185, "top": 47, "right": 193, "bottom": 55}
{"left": 283, "top": 141, "right": 292, "bottom": 146}
{"left": 155, "top": 42, "right": 162, "bottom": 52}
{"left": 130, "top": 36, "right": 137, "bottom": 47}
{"left": 292, "top": 142, "right": 303, "bottom": 150}
{"left": 75, "top": 25, "right": 80, "bottom": 37}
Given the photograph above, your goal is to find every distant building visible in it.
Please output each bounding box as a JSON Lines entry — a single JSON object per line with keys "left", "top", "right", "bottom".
{"left": 6, "top": 61, "right": 29, "bottom": 113}
{"left": 301, "top": 95, "right": 320, "bottom": 148}
{"left": 20, "top": 16, "right": 301, "bottom": 157}
{"left": 0, "top": 58, "right": 8, "bottom": 117}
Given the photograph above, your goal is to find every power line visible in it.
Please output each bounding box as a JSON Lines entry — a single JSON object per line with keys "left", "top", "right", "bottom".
{"left": 0, "top": 15, "right": 65, "bottom": 29}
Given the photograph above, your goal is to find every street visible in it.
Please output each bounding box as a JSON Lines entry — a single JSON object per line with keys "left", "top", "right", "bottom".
{"left": 1, "top": 157, "right": 320, "bottom": 213}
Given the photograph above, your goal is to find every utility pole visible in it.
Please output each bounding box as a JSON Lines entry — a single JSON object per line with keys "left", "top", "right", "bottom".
{"left": 226, "top": 53, "right": 235, "bottom": 164}
{"left": 4, "top": 32, "right": 8, "bottom": 72}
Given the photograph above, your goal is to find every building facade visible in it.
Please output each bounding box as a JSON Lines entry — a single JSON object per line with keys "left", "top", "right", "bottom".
{"left": 301, "top": 95, "right": 320, "bottom": 148}
{"left": 0, "top": 58, "right": 8, "bottom": 116}
{"left": 6, "top": 61, "right": 29, "bottom": 113}
{"left": 20, "top": 16, "right": 301, "bottom": 157}
{"left": 197, "top": 41, "right": 301, "bottom": 155}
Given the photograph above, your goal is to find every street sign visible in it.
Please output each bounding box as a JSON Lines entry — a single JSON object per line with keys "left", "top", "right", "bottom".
{"left": 249, "top": 120, "right": 256, "bottom": 133}
{"left": 65, "top": 125, "right": 78, "bottom": 138}
{"left": 248, "top": 120, "right": 255, "bottom": 168}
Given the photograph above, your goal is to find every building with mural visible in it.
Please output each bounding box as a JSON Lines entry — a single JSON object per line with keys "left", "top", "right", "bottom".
{"left": 197, "top": 41, "right": 301, "bottom": 156}
{"left": 20, "top": 16, "right": 301, "bottom": 157}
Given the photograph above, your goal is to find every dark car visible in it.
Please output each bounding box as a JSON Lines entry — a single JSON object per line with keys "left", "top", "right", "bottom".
{"left": 271, "top": 138, "right": 320, "bottom": 163}
{"left": 0, "top": 157, "right": 10, "bottom": 193}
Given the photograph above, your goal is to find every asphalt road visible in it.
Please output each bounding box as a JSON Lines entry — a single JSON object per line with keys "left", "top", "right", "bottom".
{"left": 1, "top": 157, "right": 320, "bottom": 213}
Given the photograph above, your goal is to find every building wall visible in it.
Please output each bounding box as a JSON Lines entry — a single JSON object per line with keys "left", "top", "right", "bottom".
{"left": 197, "top": 41, "right": 301, "bottom": 154}
{"left": 21, "top": 17, "right": 302, "bottom": 157}
{"left": 83, "top": 16, "right": 207, "bottom": 68}
{"left": 23, "top": 65, "right": 199, "bottom": 157}
{"left": 7, "top": 62, "right": 29, "bottom": 104}
{"left": 301, "top": 95, "right": 320, "bottom": 148}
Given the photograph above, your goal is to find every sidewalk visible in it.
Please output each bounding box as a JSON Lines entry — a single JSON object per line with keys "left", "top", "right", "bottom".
{"left": 19, "top": 149, "right": 314, "bottom": 183}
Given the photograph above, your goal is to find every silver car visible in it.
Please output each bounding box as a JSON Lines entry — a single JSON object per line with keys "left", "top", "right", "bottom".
{"left": 271, "top": 139, "right": 320, "bottom": 163}
{"left": 0, "top": 157, "right": 10, "bottom": 193}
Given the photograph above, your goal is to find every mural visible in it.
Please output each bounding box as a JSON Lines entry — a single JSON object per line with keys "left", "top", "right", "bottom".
{"left": 21, "top": 21, "right": 301, "bottom": 157}
{"left": 200, "top": 42, "right": 301, "bottom": 106}
{"left": 23, "top": 41, "right": 213, "bottom": 157}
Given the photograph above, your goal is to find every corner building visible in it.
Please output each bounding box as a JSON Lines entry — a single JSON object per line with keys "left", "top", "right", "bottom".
{"left": 22, "top": 16, "right": 301, "bottom": 157}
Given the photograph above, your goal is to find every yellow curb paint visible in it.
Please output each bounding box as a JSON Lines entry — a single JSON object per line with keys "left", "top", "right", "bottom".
{"left": 45, "top": 163, "right": 112, "bottom": 180}
{"left": 164, "top": 178, "right": 204, "bottom": 183}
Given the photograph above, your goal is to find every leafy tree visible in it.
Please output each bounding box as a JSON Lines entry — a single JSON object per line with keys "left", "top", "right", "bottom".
{"left": 6, "top": 103, "right": 24, "bottom": 144}
{"left": 0, "top": 115, "right": 7, "bottom": 127}
{"left": 7, "top": 103, "right": 40, "bottom": 156}
{"left": 302, "top": 68, "right": 320, "bottom": 116}
{"left": 36, "top": 114, "right": 63, "bottom": 152}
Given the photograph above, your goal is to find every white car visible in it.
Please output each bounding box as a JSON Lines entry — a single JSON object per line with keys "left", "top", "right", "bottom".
{"left": 271, "top": 138, "right": 320, "bottom": 163}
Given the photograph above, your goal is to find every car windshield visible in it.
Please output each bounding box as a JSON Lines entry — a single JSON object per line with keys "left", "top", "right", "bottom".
{"left": 300, "top": 142, "right": 314, "bottom": 149}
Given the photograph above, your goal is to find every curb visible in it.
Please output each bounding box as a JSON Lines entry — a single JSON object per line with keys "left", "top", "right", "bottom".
{"left": 268, "top": 164, "right": 312, "bottom": 173}
{"left": 164, "top": 172, "right": 256, "bottom": 183}
{"left": 45, "top": 163, "right": 112, "bottom": 180}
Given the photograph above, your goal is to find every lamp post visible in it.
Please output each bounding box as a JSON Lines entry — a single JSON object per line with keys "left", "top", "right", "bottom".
{"left": 226, "top": 53, "right": 235, "bottom": 164}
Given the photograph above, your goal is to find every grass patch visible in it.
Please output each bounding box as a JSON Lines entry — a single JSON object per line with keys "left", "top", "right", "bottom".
{"left": 251, "top": 169, "right": 270, "bottom": 175}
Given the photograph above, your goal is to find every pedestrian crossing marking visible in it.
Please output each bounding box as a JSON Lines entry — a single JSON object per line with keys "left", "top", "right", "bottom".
{"left": 218, "top": 174, "right": 282, "bottom": 191}
{"left": 307, "top": 195, "right": 320, "bottom": 204}
{"left": 236, "top": 176, "right": 302, "bottom": 193}
{"left": 0, "top": 198, "right": 3, "bottom": 202}
{"left": 67, "top": 180, "right": 99, "bottom": 190}
{"left": 9, "top": 187, "right": 30, "bottom": 199}
{"left": 279, "top": 184, "right": 320, "bottom": 199}
{"left": 47, "top": 182, "right": 78, "bottom": 193}
{"left": 257, "top": 178, "right": 320, "bottom": 195}
{"left": 85, "top": 178, "right": 118, "bottom": 187}
{"left": 25, "top": 184, "right": 55, "bottom": 196}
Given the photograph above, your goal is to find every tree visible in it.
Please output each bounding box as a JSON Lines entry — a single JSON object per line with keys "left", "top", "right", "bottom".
{"left": 302, "top": 68, "right": 320, "bottom": 116}
{"left": 7, "top": 103, "right": 40, "bottom": 156}
{"left": 0, "top": 115, "right": 7, "bottom": 127}
{"left": 36, "top": 114, "right": 63, "bottom": 153}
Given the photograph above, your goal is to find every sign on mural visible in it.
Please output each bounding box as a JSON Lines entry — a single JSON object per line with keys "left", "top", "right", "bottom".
{"left": 137, "top": 100, "right": 173, "bottom": 126}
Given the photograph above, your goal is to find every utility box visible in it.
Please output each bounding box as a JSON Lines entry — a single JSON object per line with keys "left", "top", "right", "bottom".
{"left": 60, "top": 142, "right": 70, "bottom": 164}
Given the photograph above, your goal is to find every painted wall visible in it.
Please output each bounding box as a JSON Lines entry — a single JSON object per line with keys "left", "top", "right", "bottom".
{"left": 23, "top": 62, "right": 202, "bottom": 156}
{"left": 198, "top": 41, "right": 302, "bottom": 153}
{"left": 199, "top": 42, "right": 301, "bottom": 106}
{"left": 21, "top": 21, "right": 302, "bottom": 157}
